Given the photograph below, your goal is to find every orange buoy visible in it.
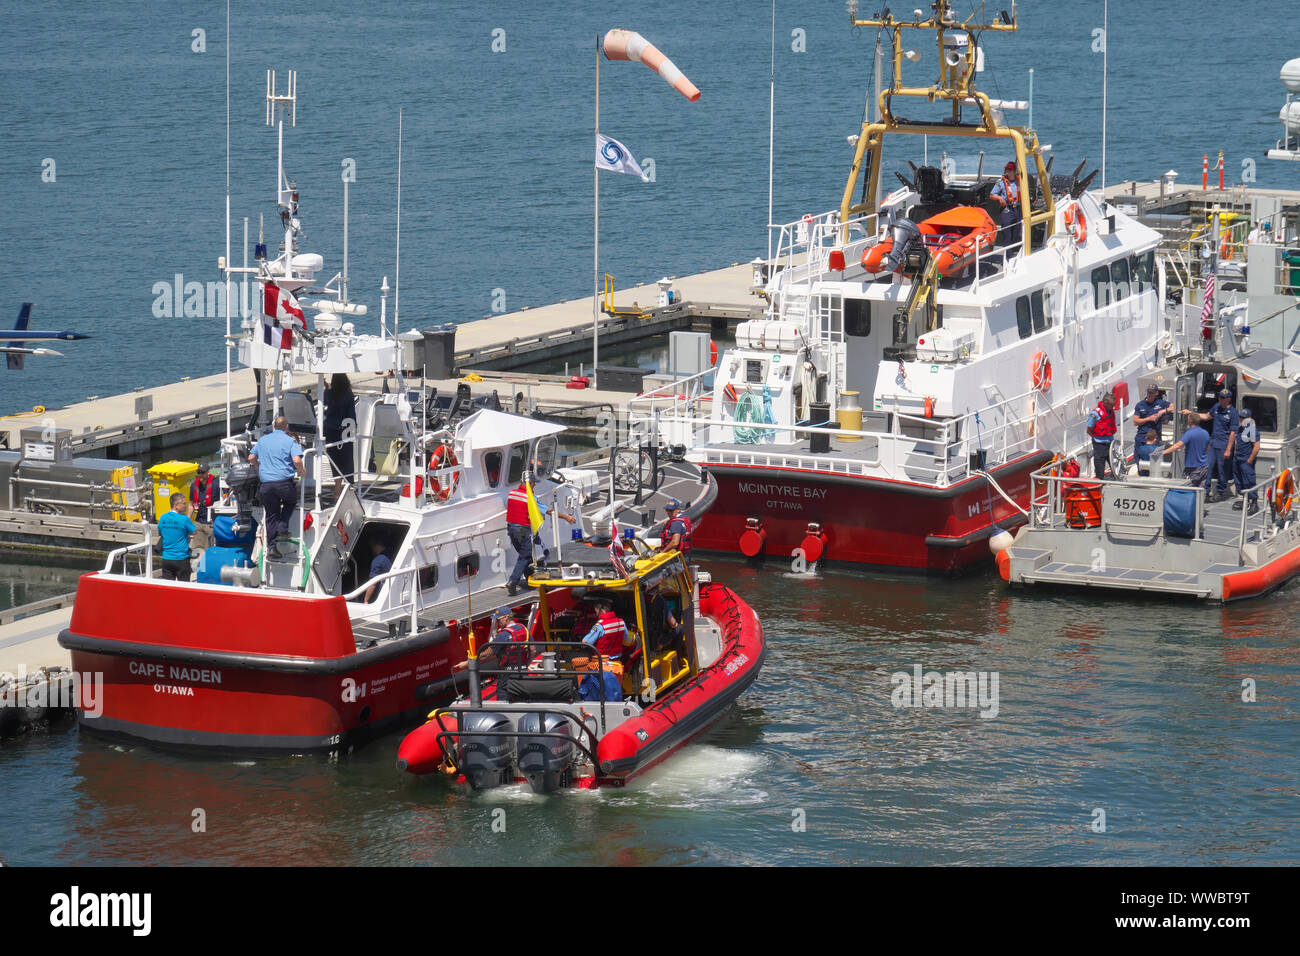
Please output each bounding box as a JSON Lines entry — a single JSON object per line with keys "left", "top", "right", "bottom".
{"left": 1273, "top": 468, "right": 1295, "bottom": 519}
{"left": 1031, "top": 351, "right": 1052, "bottom": 391}
{"left": 1063, "top": 201, "right": 1087, "bottom": 244}
{"left": 739, "top": 519, "right": 766, "bottom": 557}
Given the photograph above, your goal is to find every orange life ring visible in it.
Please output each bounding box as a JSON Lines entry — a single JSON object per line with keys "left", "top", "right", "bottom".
{"left": 1220, "top": 239, "right": 1234, "bottom": 260}
{"left": 1272, "top": 468, "right": 1294, "bottom": 519}
{"left": 428, "top": 444, "right": 460, "bottom": 501}
{"left": 1031, "top": 351, "right": 1052, "bottom": 391}
{"left": 1063, "top": 202, "right": 1087, "bottom": 244}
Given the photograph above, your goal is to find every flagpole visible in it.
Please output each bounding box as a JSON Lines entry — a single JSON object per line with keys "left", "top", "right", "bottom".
{"left": 766, "top": 0, "right": 775, "bottom": 264}
{"left": 593, "top": 35, "right": 600, "bottom": 389}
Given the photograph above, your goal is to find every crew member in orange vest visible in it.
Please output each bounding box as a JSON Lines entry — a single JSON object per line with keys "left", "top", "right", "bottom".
{"left": 990, "top": 160, "right": 1022, "bottom": 233}
{"left": 190, "top": 463, "right": 216, "bottom": 524}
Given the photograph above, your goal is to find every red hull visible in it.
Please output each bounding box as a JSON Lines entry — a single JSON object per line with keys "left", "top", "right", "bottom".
{"left": 397, "top": 583, "right": 764, "bottom": 786}
{"left": 696, "top": 452, "right": 1051, "bottom": 572}
{"left": 58, "top": 573, "right": 490, "bottom": 753}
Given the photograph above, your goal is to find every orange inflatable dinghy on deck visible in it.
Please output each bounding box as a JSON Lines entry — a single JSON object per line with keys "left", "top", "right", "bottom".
{"left": 862, "top": 205, "right": 997, "bottom": 277}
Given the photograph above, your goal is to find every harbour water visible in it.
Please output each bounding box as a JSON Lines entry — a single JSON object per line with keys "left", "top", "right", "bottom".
{"left": 1, "top": 1, "right": 1299, "bottom": 866}
{"left": 1, "top": 555, "right": 1296, "bottom": 866}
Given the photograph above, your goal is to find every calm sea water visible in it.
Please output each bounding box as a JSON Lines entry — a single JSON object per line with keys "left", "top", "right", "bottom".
{"left": 1, "top": 1, "right": 1299, "bottom": 866}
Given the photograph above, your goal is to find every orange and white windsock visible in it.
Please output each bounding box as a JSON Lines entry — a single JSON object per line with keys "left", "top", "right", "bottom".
{"left": 602, "top": 29, "right": 700, "bottom": 102}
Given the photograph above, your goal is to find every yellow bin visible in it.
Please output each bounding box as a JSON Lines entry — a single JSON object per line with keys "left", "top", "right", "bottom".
{"left": 836, "top": 390, "right": 863, "bottom": 441}
{"left": 149, "top": 460, "right": 199, "bottom": 517}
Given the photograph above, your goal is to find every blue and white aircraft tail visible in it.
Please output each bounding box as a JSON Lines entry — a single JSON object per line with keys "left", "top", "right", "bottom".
{"left": 3, "top": 303, "right": 90, "bottom": 369}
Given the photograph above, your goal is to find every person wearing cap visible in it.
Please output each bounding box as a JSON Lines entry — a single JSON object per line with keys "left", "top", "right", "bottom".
{"left": 190, "top": 463, "right": 217, "bottom": 525}
{"left": 1232, "top": 407, "right": 1261, "bottom": 514}
{"left": 1182, "top": 389, "right": 1238, "bottom": 500}
{"left": 1132, "top": 385, "right": 1171, "bottom": 460}
{"left": 1085, "top": 391, "right": 1118, "bottom": 479}
{"left": 659, "top": 499, "right": 692, "bottom": 556}
{"left": 1247, "top": 220, "right": 1274, "bottom": 245}
{"left": 454, "top": 606, "right": 531, "bottom": 672}
{"left": 989, "top": 160, "right": 1021, "bottom": 232}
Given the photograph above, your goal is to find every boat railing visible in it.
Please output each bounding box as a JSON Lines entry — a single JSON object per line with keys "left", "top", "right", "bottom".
{"left": 102, "top": 525, "right": 155, "bottom": 577}
{"left": 649, "top": 380, "right": 1049, "bottom": 487}
{"left": 1027, "top": 466, "right": 1208, "bottom": 541}
{"left": 768, "top": 210, "right": 878, "bottom": 294}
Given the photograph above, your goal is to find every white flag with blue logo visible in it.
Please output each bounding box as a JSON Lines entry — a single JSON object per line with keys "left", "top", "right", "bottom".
{"left": 596, "top": 133, "right": 647, "bottom": 180}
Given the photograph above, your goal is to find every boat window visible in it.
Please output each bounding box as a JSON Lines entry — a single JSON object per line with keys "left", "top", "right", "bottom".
{"left": 506, "top": 443, "right": 528, "bottom": 484}
{"left": 456, "top": 553, "right": 480, "bottom": 581}
{"left": 1091, "top": 265, "right": 1111, "bottom": 308}
{"left": 845, "top": 298, "right": 871, "bottom": 337}
{"left": 1242, "top": 395, "right": 1278, "bottom": 433}
{"left": 1030, "top": 290, "right": 1048, "bottom": 333}
{"left": 369, "top": 403, "right": 405, "bottom": 472}
{"left": 419, "top": 564, "right": 439, "bottom": 592}
{"left": 1131, "top": 249, "right": 1154, "bottom": 291}
{"left": 1015, "top": 296, "right": 1033, "bottom": 339}
{"left": 483, "top": 450, "right": 503, "bottom": 488}
{"left": 533, "top": 435, "right": 558, "bottom": 478}
{"left": 1043, "top": 284, "right": 1059, "bottom": 328}
{"left": 1291, "top": 391, "right": 1300, "bottom": 433}
{"left": 1111, "top": 257, "right": 1131, "bottom": 301}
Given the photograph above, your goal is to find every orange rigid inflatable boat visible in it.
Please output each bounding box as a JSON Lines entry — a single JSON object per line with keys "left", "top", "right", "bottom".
{"left": 862, "top": 205, "right": 998, "bottom": 277}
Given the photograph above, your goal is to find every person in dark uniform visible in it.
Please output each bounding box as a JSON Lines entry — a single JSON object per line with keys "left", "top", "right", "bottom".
{"left": 323, "top": 373, "right": 357, "bottom": 499}
{"left": 1182, "top": 389, "right": 1238, "bottom": 501}
{"left": 1132, "top": 385, "right": 1171, "bottom": 460}
{"left": 364, "top": 540, "right": 392, "bottom": 604}
{"left": 1232, "top": 407, "right": 1261, "bottom": 514}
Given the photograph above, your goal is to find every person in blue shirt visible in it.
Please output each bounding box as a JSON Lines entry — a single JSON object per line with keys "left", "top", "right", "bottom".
{"left": 1159, "top": 414, "right": 1212, "bottom": 488}
{"left": 1181, "top": 390, "right": 1238, "bottom": 500}
{"left": 1135, "top": 427, "right": 1162, "bottom": 476}
{"left": 1232, "top": 407, "right": 1261, "bottom": 514}
{"left": 1132, "top": 385, "right": 1172, "bottom": 459}
{"left": 248, "top": 416, "right": 305, "bottom": 559}
{"left": 364, "top": 540, "right": 392, "bottom": 603}
{"left": 989, "top": 160, "right": 1021, "bottom": 232}
{"left": 157, "top": 493, "right": 198, "bottom": 581}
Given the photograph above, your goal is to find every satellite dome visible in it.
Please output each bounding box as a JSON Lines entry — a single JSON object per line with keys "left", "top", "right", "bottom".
{"left": 1282, "top": 57, "right": 1300, "bottom": 93}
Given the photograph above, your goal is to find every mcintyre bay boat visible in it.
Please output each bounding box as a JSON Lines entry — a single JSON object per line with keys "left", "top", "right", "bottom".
{"left": 631, "top": 2, "right": 1191, "bottom": 572}
{"left": 396, "top": 544, "right": 763, "bottom": 791}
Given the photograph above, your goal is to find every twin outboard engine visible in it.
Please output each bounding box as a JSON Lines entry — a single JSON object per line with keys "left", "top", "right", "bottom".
{"left": 458, "top": 712, "right": 516, "bottom": 790}
{"left": 517, "top": 712, "right": 577, "bottom": 794}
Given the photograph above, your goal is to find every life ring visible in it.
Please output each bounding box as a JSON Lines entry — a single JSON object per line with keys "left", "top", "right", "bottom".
{"left": 428, "top": 444, "right": 460, "bottom": 501}
{"left": 1272, "top": 468, "right": 1294, "bottom": 519}
{"left": 1220, "top": 239, "right": 1233, "bottom": 260}
{"left": 1063, "top": 202, "right": 1087, "bottom": 244}
{"left": 1030, "top": 351, "right": 1052, "bottom": 391}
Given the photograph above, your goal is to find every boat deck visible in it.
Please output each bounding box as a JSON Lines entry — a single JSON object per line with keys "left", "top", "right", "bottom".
{"left": 1006, "top": 478, "right": 1300, "bottom": 601}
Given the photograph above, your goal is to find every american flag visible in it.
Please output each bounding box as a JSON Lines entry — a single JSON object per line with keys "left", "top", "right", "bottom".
{"left": 1200, "top": 272, "right": 1216, "bottom": 326}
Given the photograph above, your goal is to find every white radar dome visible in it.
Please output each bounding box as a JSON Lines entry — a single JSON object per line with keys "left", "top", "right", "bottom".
{"left": 1282, "top": 58, "right": 1300, "bottom": 94}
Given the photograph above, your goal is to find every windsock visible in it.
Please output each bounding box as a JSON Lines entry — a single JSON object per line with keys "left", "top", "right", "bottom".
{"left": 602, "top": 29, "right": 700, "bottom": 102}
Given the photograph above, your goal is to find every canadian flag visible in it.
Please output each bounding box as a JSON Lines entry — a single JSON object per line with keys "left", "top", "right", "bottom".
{"left": 262, "top": 280, "right": 306, "bottom": 349}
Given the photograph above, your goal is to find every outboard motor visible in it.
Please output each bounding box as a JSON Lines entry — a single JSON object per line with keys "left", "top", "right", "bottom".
{"left": 884, "top": 215, "right": 922, "bottom": 275}
{"left": 517, "top": 711, "right": 577, "bottom": 794}
{"left": 458, "top": 712, "right": 516, "bottom": 789}
{"left": 223, "top": 459, "right": 261, "bottom": 536}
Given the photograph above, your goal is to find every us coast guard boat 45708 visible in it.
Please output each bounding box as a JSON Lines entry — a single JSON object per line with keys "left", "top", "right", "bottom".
{"left": 632, "top": 2, "right": 1188, "bottom": 571}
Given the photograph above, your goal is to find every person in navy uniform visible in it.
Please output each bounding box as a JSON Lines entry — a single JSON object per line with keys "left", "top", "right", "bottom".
{"left": 1232, "top": 407, "right": 1261, "bottom": 515}
{"left": 364, "top": 540, "right": 392, "bottom": 604}
{"left": 1132, "top": 385, "right": 1171, "bottom": 460}
{"left": 1181, "top": 389, "right": 1238, "bottom": 501}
